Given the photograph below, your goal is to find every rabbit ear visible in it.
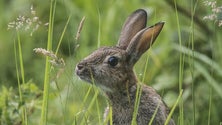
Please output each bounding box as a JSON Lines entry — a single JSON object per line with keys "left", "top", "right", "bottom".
{"left": 126, "top": 22, "right": 164, "bottom": 66}
{"left": 117, "top": 9, "right": 147, "bottom": 49}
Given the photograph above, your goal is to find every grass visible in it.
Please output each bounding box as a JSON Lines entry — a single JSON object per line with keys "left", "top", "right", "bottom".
{"left": 189, "top": 1, "right": 197, "bottom": 125}
{"left": 14, "top": 31, "right": 27, "bottom": 125}
{"left": 40, "top": 0, "right": 56, "bottom": 124}
{"left": 165, "top": 90, "right": 183, "bottom": 125}
{"left": 207, "top": 87, "right": 212, "bottom": 125}
{"left": 55, "top": 15, "right": 71, "bottom": 55}
{"left": 131, "top": 84, "right": 143, "bottom": 125}
{"left": 173, "top": 0, "right": 184, "bottom": 124}
{"left": 1, "top": 0, "right": 222, "bottom": 125}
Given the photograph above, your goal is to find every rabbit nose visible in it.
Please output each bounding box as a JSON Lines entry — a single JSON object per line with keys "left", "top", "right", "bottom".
{"left": 75, "top": 63, "right": 85, "bottom": 75}
{"left": 77, "top": 63, "right": 84, "bottom": 70}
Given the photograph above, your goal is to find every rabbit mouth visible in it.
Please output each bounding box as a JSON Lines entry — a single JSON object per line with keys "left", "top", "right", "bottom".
{"left": 76, "top": 71, "right": 93, "bottom": 84}
{"left": 75, "top": 65, "right": 94, "bottom": 84}
{"left": 78, "top": 75, "right": 92, "bottom": 84}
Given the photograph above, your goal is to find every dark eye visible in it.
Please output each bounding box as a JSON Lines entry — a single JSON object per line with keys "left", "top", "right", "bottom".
{"left": 108, "top": 56, "right": 118, "bottom": 67}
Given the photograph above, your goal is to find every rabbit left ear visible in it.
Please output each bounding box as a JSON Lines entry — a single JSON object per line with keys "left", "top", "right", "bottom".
{"left": 126, "top": 22, "right": 164, "bottom": 66}
{"left": 117, "top": 9, "right": 147, "bottom": 50}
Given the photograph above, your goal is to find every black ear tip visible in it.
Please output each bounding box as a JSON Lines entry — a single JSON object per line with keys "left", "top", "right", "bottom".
{"left": 157, "top": 21, "right": 165, "bottom": 25}
{"left": 155, "top": 21, "right": 165, "bottom": 26}
{"left": 133, "top": 9, "right": 147, "bottom": 16}
{"left": 135, "top": 9, "right": 146, "bottom": 13}
{"left": 149, "top": 21, "right": 165, "bottom": 28}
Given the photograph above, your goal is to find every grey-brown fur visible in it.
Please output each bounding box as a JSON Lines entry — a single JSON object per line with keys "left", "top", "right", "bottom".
{"left": 75, "top": 9, "right": 175, "bottom": 125}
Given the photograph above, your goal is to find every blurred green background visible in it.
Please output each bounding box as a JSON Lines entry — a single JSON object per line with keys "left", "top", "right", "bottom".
{"left": 0, "top": 0, "right": 222, "bottom": 125}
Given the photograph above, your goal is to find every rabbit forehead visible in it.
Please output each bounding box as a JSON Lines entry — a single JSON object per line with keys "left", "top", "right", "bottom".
{"left": 83, "top": 46, "right": 126, "bottom": 62}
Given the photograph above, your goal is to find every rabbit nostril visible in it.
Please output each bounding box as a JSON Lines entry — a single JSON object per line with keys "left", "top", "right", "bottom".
{"left": 77, "top": 64, "right": 84, "bottom": 70}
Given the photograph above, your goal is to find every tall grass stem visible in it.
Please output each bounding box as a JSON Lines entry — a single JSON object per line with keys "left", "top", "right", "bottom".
{"left": 40, "top": 0, "right": 56, "bottom": 124}
{"left": 97, "top": 8, "right": 101, "bottom": 48}
{"left": 55, "top": 15, "right": 71, "bottom": 55}
{"left": 173, "top": 0, "right": 184, "bottom": 124}
{"left": 14, "top": 38, "right": 27, "bottom": 125}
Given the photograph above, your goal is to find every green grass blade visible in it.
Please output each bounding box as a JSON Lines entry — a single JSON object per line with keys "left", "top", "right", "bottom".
{"left": 14, "top": 39, "right": 27, "bottom": 125}
{"left": 80, "top": 87, "right": 99, "bottom": 125}
{"left": 97, "top": 8, "right": 101, "bottom": 48}
{"left": 189, "top": 0, "right": 198, "bottom": 124}
{"left": 194, "top": 61, "right": 222, "bottom": 98}
{"left": 96, "top": 98, "right": 102, "bottom": 125}
{"left": 103, "top": 105, "right": 112, "bottom": 125}
{"left": 142, "top": 53, "right": 150, "bottom": 83}
{"left": 109, "top": 106, "right": 113, "bottom": 125}
{"left": 82, "top": 86, "right": 93, "bottom": 108}
{"left": 16, "top": 31, "right": 25, "bottom": 84}
{"left": 40, "top": 58, "right": 51, "bottom": 125}
{"left": 17, "top": 31, "right": 28, "bottom": 125}
{"left": 14, "top": 40, "right": 22, "bottom": 106}
{"left": 174, "top": 44, "right": 222, "bottom": 77}
{"left": 79, "top": 70, "right": 100, "bottom": 125}
{"left": 148, "top": 102, "right": 160, "bottom": 125}
{"left": 55, "top": 15, "right": 71, "bottom": 55}
{"left": 207, "top": 87, "right": 212, "bottom": 125}
{"left": 175, "top": 43, "right": 222, "bottom": 98}
{"left": 71, "top": 85, "right": 93, "bottom": 124}
{"left": 40, "top": 0, "right": 56, "bottom": 124}
{"left": 165, "top": 90, "right": 183, "bottom": 125}
{"left": 131, "top": 84, "right": 142, "bottom": 125}
{"left": 173, "top": 0, "right": 184, "bottom": 124}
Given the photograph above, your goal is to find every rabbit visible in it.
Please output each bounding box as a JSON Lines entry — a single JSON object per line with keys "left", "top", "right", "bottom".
{"left": 75, "top": 9, "right": 175, "bottom": 125}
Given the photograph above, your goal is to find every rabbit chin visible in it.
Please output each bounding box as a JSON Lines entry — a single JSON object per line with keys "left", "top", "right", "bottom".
{"left": 77, "top": 75, "right": 93, "bottom": 84}
{"left": 77, "top": 76, "right": 113, "bottom": 92}
{"left": 82, "top": 78, "right": 113, "bottom": 92}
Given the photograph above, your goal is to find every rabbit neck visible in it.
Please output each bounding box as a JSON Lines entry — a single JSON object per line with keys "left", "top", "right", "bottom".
{"left": 104, "top": 69, "right": 140, "bottom": 109}
{"left": 105, "top": 83, "right": 140, "bottom": 124}
{"left": 105, "top": 74, "right": 139, "bottom": 108}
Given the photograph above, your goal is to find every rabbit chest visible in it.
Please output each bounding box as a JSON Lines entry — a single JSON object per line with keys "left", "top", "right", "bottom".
{"left": 104, "top": 84, "right": 174, "bottom": 125}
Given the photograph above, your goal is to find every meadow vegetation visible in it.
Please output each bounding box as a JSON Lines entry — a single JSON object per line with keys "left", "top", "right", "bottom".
{"left": 0, "top": 0, "right": 222, "bottom": 125}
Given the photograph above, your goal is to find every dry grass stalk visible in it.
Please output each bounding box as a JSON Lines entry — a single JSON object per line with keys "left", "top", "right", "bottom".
{"left": 75, "top": 16, "right": 85, "bottom": 41}
{"left": 33, "top": 48, "right": 65, "bottom": 67}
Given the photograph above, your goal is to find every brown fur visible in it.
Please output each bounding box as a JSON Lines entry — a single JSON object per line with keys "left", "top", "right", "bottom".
{"left": 75, "top": 9, "right": 175, "bottom": 125}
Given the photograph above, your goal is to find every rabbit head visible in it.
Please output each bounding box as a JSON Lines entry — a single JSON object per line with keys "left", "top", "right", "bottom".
{"left": 75, "top": 9, "right": 164, "bottom": 93}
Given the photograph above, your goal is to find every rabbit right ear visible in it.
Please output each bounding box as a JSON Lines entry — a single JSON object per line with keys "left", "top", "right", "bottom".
{"left": 117, "top": 9, "right": 147, "bottom": 49}
{"left": 126, "top": 22, "right": 164, "bottom": 66}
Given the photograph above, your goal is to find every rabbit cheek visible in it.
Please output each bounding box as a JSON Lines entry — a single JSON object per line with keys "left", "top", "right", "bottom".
{"left": 93, "top": 67, "right": 112, "bottom": 85}
{"left": 92, "top": 66, "right": 125, "bottom": 91}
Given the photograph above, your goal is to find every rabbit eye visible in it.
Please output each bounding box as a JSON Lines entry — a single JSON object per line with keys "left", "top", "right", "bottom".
{"left": 108, "top": 56, "right": 118, "bottom": 67}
